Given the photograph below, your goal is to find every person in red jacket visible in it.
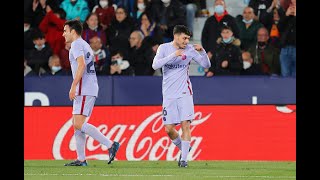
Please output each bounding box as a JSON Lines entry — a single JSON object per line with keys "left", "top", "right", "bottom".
{"left": 39, "top": 5, "right": 66, "bottom": 55}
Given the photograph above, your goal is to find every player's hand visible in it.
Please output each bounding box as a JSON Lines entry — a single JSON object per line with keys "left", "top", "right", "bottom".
{"left": 221, "top": 60, "right": 228, "bottom": 68}
{"left": 206, "top": 71, "right": 214, "bottom": 77}
{"left": 69, "top": 85, "right": 76, "bottom": 101}
{"left": 175, "top": 49, "right": 184, "bottom": 57}
{"left": 193, "top": 44, "right": 203, "bottom": 51}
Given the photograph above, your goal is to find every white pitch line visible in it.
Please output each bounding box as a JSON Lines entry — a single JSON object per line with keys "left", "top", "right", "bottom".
{"left": 24, "top": 174, "right": 295, "bottom": 178}
{"left": 24, "top": 173, "right": 172, "bottom": 177}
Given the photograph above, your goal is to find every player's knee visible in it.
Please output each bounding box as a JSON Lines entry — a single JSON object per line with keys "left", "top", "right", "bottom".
{"left": 73, "top": 121, "right": 83, "bottom": 130}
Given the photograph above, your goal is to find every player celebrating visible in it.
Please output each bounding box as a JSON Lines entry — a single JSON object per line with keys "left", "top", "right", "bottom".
{"left": 62, "top": 20, "right": 120, "bottom": 166}
{"left": 152, "top": 25, "right": 211, "bottom": 167}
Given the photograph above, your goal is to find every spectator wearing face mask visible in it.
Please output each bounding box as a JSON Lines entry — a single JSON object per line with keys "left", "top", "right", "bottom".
{"left": 89, "top": 36, "right": 110, "bottom": 75}
{"left": 248, "top": 27, "right": 281, "bottom": 76}
{"left": 236, "top": 7, "right": 263, "bottom": 51}
{"left": 131, "top": 0, "right": 150, "bottom": 23}
{"left": 92, "top": 0, "right": 115, "bottom": 31}
{"left": 240, "top": 51, "right": 264, "bottom": 75}
{"left": 106, "top": 50, "right": 134, "bottom": 75}
{"left": 25, "top": 30, "right": 53, "bottom": 75}
{"left": 201, "top": 0, "right": 240, "bottom": 61}
{"left": 43, "top": 54, "right": 71, "bottom": 76}
{"left": 60, "top": 0, "right": 90, "bottom": 22}
{"left": 82, "top": 13, "right": 107, "bottom": 45}
{"left": 206, "top": 25, "right": 242, "bottom": 77}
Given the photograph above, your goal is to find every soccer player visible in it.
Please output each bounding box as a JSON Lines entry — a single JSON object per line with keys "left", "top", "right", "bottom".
{"left": 152, "top": 25, "right": 211, "bottom": 167}
{"left": 62, "top": 20, "right": 120, "bottom": 166}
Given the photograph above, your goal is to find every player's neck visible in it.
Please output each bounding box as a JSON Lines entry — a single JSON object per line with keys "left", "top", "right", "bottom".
{"left": 72, "top": 35, "right": 81, "bottom": 42}
{"left": 172, "top": 41, "right": 182, "bottom": 49}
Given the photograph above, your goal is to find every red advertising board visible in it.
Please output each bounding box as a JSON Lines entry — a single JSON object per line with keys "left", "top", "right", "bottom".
{"left": 24, "top": 105, "right": 296, "bottom": 161}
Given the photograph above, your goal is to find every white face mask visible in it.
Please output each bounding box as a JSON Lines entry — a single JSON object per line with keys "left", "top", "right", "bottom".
{"left": 116, "top": 58, "right": 123, "bottom": 65}
{"left": 137, "top": 3, "right": 146, "bottom": 10}
{"left": 52, "top": 66, "right": 62, "bottom": 73}
{"left": 243, "top": 61, "right": 251, "bottom": 69}
{"left": 24, "top": 26, "right": 30, "bottom": 32}
{"left": 99, "top": 1, "right": 108, "bottom": 8}
{"left": 161, "top": 0, "right": 170, "bottom": 4}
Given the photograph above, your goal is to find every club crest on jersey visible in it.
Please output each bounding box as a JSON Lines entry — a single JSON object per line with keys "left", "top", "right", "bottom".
{"left": 182, "top": 54, "right": 186, "bottom": 60}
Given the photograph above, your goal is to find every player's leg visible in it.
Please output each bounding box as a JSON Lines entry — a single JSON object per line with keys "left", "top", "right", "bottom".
{"left": 178, "top": 95, "right": 195, "bottom": 167}
{"left": 164, "top": 124, "right": 181, "bottom": 150}
{"left": 163, "top": 98, "right": 182, "bottom": 150}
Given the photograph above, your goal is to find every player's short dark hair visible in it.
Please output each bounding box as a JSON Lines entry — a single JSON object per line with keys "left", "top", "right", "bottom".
{"left": 64, "top": 19, "right": 83, "bottom": 35}
{"left": 173, "top": 25, "right": 191, "bottom": 36}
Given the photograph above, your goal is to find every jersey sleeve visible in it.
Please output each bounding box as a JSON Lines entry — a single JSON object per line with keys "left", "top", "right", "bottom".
{"left": 191, "top": 47, "right": 211, "bottom": 69}
{"left": 152, "top": 44, "right": 176, "bottom": 70}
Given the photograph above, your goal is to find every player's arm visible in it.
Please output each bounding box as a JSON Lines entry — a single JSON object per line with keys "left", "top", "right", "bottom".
{"left": 69, "top": 55, "right": 85, "bottom": 101}
{"left": 152, "top": 45, "right": 178, "bottom": 70}
{"left": 192, "top": 44, "right": 211, "bottom": 69}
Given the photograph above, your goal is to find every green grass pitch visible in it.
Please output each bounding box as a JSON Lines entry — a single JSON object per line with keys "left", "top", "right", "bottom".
{"left": 24, "top": 160, "right": 296, "bottom": 180}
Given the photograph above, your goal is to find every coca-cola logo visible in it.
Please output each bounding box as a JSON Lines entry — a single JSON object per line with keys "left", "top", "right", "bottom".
{"left": 53, "top": 111, "right": 211, "bottom": 161}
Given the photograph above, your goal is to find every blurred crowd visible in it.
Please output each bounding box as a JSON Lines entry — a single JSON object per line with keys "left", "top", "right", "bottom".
{"left": 24, "top": 0, "right": 296, "bottom": 78}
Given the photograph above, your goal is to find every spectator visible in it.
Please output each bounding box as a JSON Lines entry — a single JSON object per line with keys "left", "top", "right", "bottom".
{"left": 179, "top": 0, "right": 197, "bottom": 36}
{"left": 42, "top": 55, "right": 71, "bottom": 76}
{"left": 240, "top": 51, "right": 264, "bottom": 75}
{"left": 149, "top": 0, "right": 186, "bottom": 42}
{"left": 107, "top": 6, "right": 137, "bottom": 58}
{"left": 82, "top": 13, "right": 107, "bottom": 44}
{"left": 25, "top": 31, "right": 53, "bottom": 74}
{"left": 248, "top": 27, "right": 281, "bottom": 75}
{"left": 59, "top": 42, "right": 72, "bottom": 71}
{"left": 206, "top": 25, "right": 242, "bottom": 77}
{"left": 89, "top": 36, "right": 110, "bottom": 75}
{"left": 107, "top": 50, "right": 134, "bottom": 75}
{"left": 39, "top": 6, "right": 67, "bottom": 55}
{"left": 236, "top": 7, "right": 263, "bottom": 50}
{"left": 201, "top": 0, "right": 240, "bottom": 61}
{"left": 24, "top": 58, "right": 37, "bottom": 77}
{"left": 24, "top": 16, "right": 38, "bottom": 54}
{"left": 264, "top": 6, "right": 285, "bottom": 49}
{"left": 28, "top": 0, "right": 47, "bottom": 28}
{"left": 131, "top": 0, "right": 150, "bottom": 22}
{"left": 128, "top": 30, "right": 155, "bottom": 75}
{"left": 92, "top": 0, "right": 115, "bottom": 31}
{"left": 143, "top": 36, "right": 162, "bottom": 76}
{"left": 139, "top": 12, "right": 163, "bottom": 45}
{"left": 60, "top": 0, "right": 90, "bottom": 22}
{"left": 278, "top": 0, "right": 295, "bottom": 77}
{"left": 248, "top": 0, "right": 273, "bottom": 26}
